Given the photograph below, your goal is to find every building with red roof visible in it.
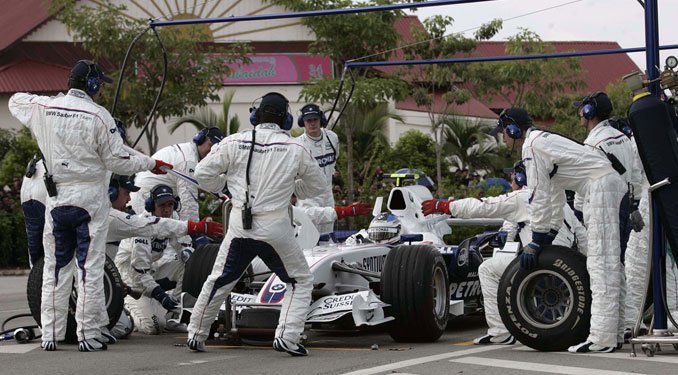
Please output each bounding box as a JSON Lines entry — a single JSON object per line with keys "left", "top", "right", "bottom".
{"left": 1, "top": 2, "right": 641, "bottom": 150}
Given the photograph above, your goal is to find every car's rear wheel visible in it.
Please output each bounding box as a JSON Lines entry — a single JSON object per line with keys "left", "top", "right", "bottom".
{"left": 381, "top": 244, "right": 449, "bottom": 342}
{"left": 27, "top": 256, "right": 124, "bottom": 344}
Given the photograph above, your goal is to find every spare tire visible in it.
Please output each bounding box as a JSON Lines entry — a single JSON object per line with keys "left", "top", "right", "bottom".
{"left": 498, "top": 245, "right": 591, "bottom": 351}
{"left": 381, "top": 244, "right": 449, "bottom": 342}
{"left": 27, "top": 255, "right": 124, "bottom": 344}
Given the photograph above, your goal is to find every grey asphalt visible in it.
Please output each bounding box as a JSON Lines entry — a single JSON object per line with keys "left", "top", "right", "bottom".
{"left": 2, "top": 275, "right": 678, "bottom": 375}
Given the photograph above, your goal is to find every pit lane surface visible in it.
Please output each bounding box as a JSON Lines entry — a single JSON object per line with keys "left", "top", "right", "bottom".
{"left": 2, "top": 275, "right": 678, "bottom": 375}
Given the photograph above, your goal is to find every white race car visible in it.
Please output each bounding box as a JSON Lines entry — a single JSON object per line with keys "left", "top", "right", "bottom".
{"left": 180, "top": 173, "right": 489, "bottom": 343}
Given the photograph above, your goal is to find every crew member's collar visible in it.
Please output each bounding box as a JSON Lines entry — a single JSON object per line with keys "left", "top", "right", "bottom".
{"left": 257, "top": 123, "right": 281, "bottom": 130}
{"left": 590, "top": 119, "right": 610, "bottom": 133}
{"left": 68, "top": 89, "right": 93, "bottom": 102}
{"left": 307, "top": 130, "right": 323, "bottom": 142}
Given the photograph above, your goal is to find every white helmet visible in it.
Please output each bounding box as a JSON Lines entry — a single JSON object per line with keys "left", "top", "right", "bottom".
{"left": 368, "top": 213, "right": 401, "bottom": 244}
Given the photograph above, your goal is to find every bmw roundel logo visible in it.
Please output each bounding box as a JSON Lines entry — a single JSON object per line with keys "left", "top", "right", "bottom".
{"left": 271, "top": 284, "right": 285, "bottom": 291}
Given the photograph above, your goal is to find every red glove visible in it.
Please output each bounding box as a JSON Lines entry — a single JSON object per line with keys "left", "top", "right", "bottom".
{"left": 151, "top": 159, "right": 173, "bottom": 175}
{"left": 335, "top": 202, "right": 372, "bottom": 220}
{"left": 187, "top": 217, "right": 224, "bottom": 237}
{"left": 421, "top": 199, "right": 452, "bottom": 216}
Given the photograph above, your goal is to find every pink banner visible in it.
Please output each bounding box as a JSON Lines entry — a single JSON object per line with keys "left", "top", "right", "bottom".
{"left": 224, "top": 54, "right": 333, "bottom": 85}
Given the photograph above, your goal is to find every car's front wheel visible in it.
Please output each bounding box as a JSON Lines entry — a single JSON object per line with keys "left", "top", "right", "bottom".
{"left": 381, "top": 244, "right": 449, "bottom": 342}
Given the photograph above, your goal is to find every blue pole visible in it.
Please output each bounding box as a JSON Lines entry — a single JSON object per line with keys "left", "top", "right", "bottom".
{"left": 149, "top": 0, "right": 496, "bottom": 27}
{"left": 644, "top": 0, "right": 667, "bottom": 332}
{"left": 645, "top": 0, "right": 661, "bottom": 96}
{"left": 344, "top": 44, "right": 678, "bottom": 68}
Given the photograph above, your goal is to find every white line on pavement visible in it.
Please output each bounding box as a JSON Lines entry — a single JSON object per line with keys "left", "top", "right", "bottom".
{"left": 339, "top": 345, "right": 505, "bottom": 375}
{"left": 177, "top": 355, "right": 237, "bottom": 366}
{"left": 550, "top": 349, "right": 678, "bottom": 364}
{"left": 449, "top": 356, "right": 650, "bottom": 375}
{"left": 0, "top": 343, "right": 40, "bottom": 354}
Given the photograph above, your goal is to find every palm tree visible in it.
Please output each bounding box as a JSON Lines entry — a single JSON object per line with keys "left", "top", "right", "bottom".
{"left": 443, "top": 116, "right": 500, "bottom": 174}
{"left": 335, "top": 103, "right": 403, "bottom": 197}
{"left": 169, "top": 90, "right": 240, "bottom": 136}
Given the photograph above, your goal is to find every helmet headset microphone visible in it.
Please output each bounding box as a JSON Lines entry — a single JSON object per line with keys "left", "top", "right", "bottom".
{"left": 249, "top": 92, "right": 294, "bottom": 130}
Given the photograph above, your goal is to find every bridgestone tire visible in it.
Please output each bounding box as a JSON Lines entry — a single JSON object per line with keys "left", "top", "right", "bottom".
{"left": 381, "top": 245, "right": 449, "bottom": 342}
{"left": 182, "top": 243, "right": 220, "bottom": 298}
{"left": 498, "top": 246, "right": 591, "bottom": 351}
{"left": 27, "top": 256, "right": 124, "bottom": 344}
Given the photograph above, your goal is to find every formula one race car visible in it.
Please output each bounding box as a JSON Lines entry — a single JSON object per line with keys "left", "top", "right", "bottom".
{"left": 180, "top": 173, "right": 492, "bottom": 343}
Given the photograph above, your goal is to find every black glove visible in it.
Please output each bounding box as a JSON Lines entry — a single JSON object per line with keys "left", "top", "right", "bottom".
{"left": 630, "top": 209, "right": 645, "bottom": 232}
{"left": 155, "top": 277, "right": 177, "bottom": 292}
{"left": 151, "top": 286, "right": 179, "bottom": 312}
{"left": 520, "top": 242, "right": 542, "bottom": 270}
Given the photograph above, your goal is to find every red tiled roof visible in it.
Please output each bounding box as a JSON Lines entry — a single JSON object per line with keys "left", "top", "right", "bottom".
{"left": 0, "top": 59, "right": 70, "bottom": 93}
{"left": 396, "top": 93, "right": 498, "bottom": 119}
{"left": 467, "top": 41, "right": 641, "bottom": 109}
{"left": 0, "top": 0, "right": 52, "bottom": 51}
{"left": 390, "top": 16, "right": 496, "bottom": 119}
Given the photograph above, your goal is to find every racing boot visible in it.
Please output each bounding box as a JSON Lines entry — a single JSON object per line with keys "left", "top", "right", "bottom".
{"left": 98, "top": 326, "right": 117, "bottom": 344}
{"left": 567, "top": 341, "right": 615, "bottom": 353}
{"left": 473, "top": 333, "right": 516, "bottom": 345}
{"left": 273, "top": 337, "right": 308, "bottom": 357}
{"left": 78, "top": 338, "right": 108, "bottom": 352}
{"left": 41, "top": 340, "right": 57, "bottom": 351}
{"left": 187, "top": 338, "right": 205, "bottom": 352}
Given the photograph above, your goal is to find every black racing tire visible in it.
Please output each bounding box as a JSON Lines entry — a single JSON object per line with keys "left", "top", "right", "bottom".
{"left": 381, "top": 244, "right": 450, "bottom": 342}
{"left": 498, "top": 245, "right": 591, "bottom": 351}
{"left": 182, "top": 243, "right": 220, "bottom": 298}
{"left": 27, "top": 255, "right": 124, "bottom": 344}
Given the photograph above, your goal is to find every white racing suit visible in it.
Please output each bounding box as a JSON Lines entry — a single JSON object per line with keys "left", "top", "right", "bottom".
{"left": 523, "top": 128, "right": 627, "bottom": 348}
{"left": 187, "top": 123, "right": 326, "bottom": 347}
{"left": 296, "top": 128, "right": 339, "bottom": 238}
{"left": 451, "top": 190, "right": 586, "bottom": 338}
{"left": 131, "top": 142, "right": 201, "bottom": 222}
{"left": 9, "top": 89, "right": 155, "bottom": 343}
{"left": 115, "top": 211, "right": 192, "bottom": 334}
{"left": 575, "top": 120, "right": 642, "bottom": 255}
{"left": 20, "top": 161, "right": 47, "bottom": 268}
{"left": 104, "top": 209, "right": 191, "bottom": 336}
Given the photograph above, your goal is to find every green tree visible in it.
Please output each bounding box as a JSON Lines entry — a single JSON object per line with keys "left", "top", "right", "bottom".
{"left": 50, "top": 0, "right": 250, "bottom": 153}
{"left": 268, "top": 0, "right": 409, "bottom": 202}
{"left": 169, "top": 90, "right": 240, "bottom": 137}
{"left": 402, "top": 15, "right": 501, "bottom": 194}
{"left": 467, "top": 29, "right": 585, "bottom": 120}
{"left": 384, "top": 130, "right": 439, "bottom": 179}
{"left": 335, "top": 103, "right": 401, "bottom": 190}
{"left": 549, "top": 81, "right": 633, "bottom": 142}
{"left": 607, "top": 80, "right": 634, "bottom": 117}
{"left": 443, "top": 116, "right": 502, "bottom": 174}
{"left": 0, "top": 128, "right": 40, "bottom": 185}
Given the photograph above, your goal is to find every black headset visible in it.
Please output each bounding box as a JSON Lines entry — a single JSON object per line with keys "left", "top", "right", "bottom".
{"left": 192, "top": 128, "right": 209, "bottom": 145}
{"left": 248, "top": 93, "right": 294, "bottom": 130}
{"left": 144, "top": 184, "right": 180, "bottom": 212}
{"left": 581, "top": 91, "right": 605, "bottom": 120}
{"left": 70, "top": 60, "right": 102, "bottom": 96}
{"left": 109, "top": 177, "right": 120, "bottom": 202}
{"left": 297, "top": 104, "right": 328, "bottom": 128}
{"left": 512, "top": 160, "right": 527, "bottom": 188}
{"left": 498, "top": 110, "right": 523, "bottom": 140}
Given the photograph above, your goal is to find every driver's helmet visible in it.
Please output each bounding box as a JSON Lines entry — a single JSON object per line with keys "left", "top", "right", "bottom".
{"left": 368, "top": 213, "right": 402, "bottom": 244}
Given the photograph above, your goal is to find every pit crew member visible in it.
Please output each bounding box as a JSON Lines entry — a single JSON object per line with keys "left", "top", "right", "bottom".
{"left": 186, "top": 92, "right": 326, "bottom": 356}
{"left": 8, "top": 59, "right": 172, "bottom": 352}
